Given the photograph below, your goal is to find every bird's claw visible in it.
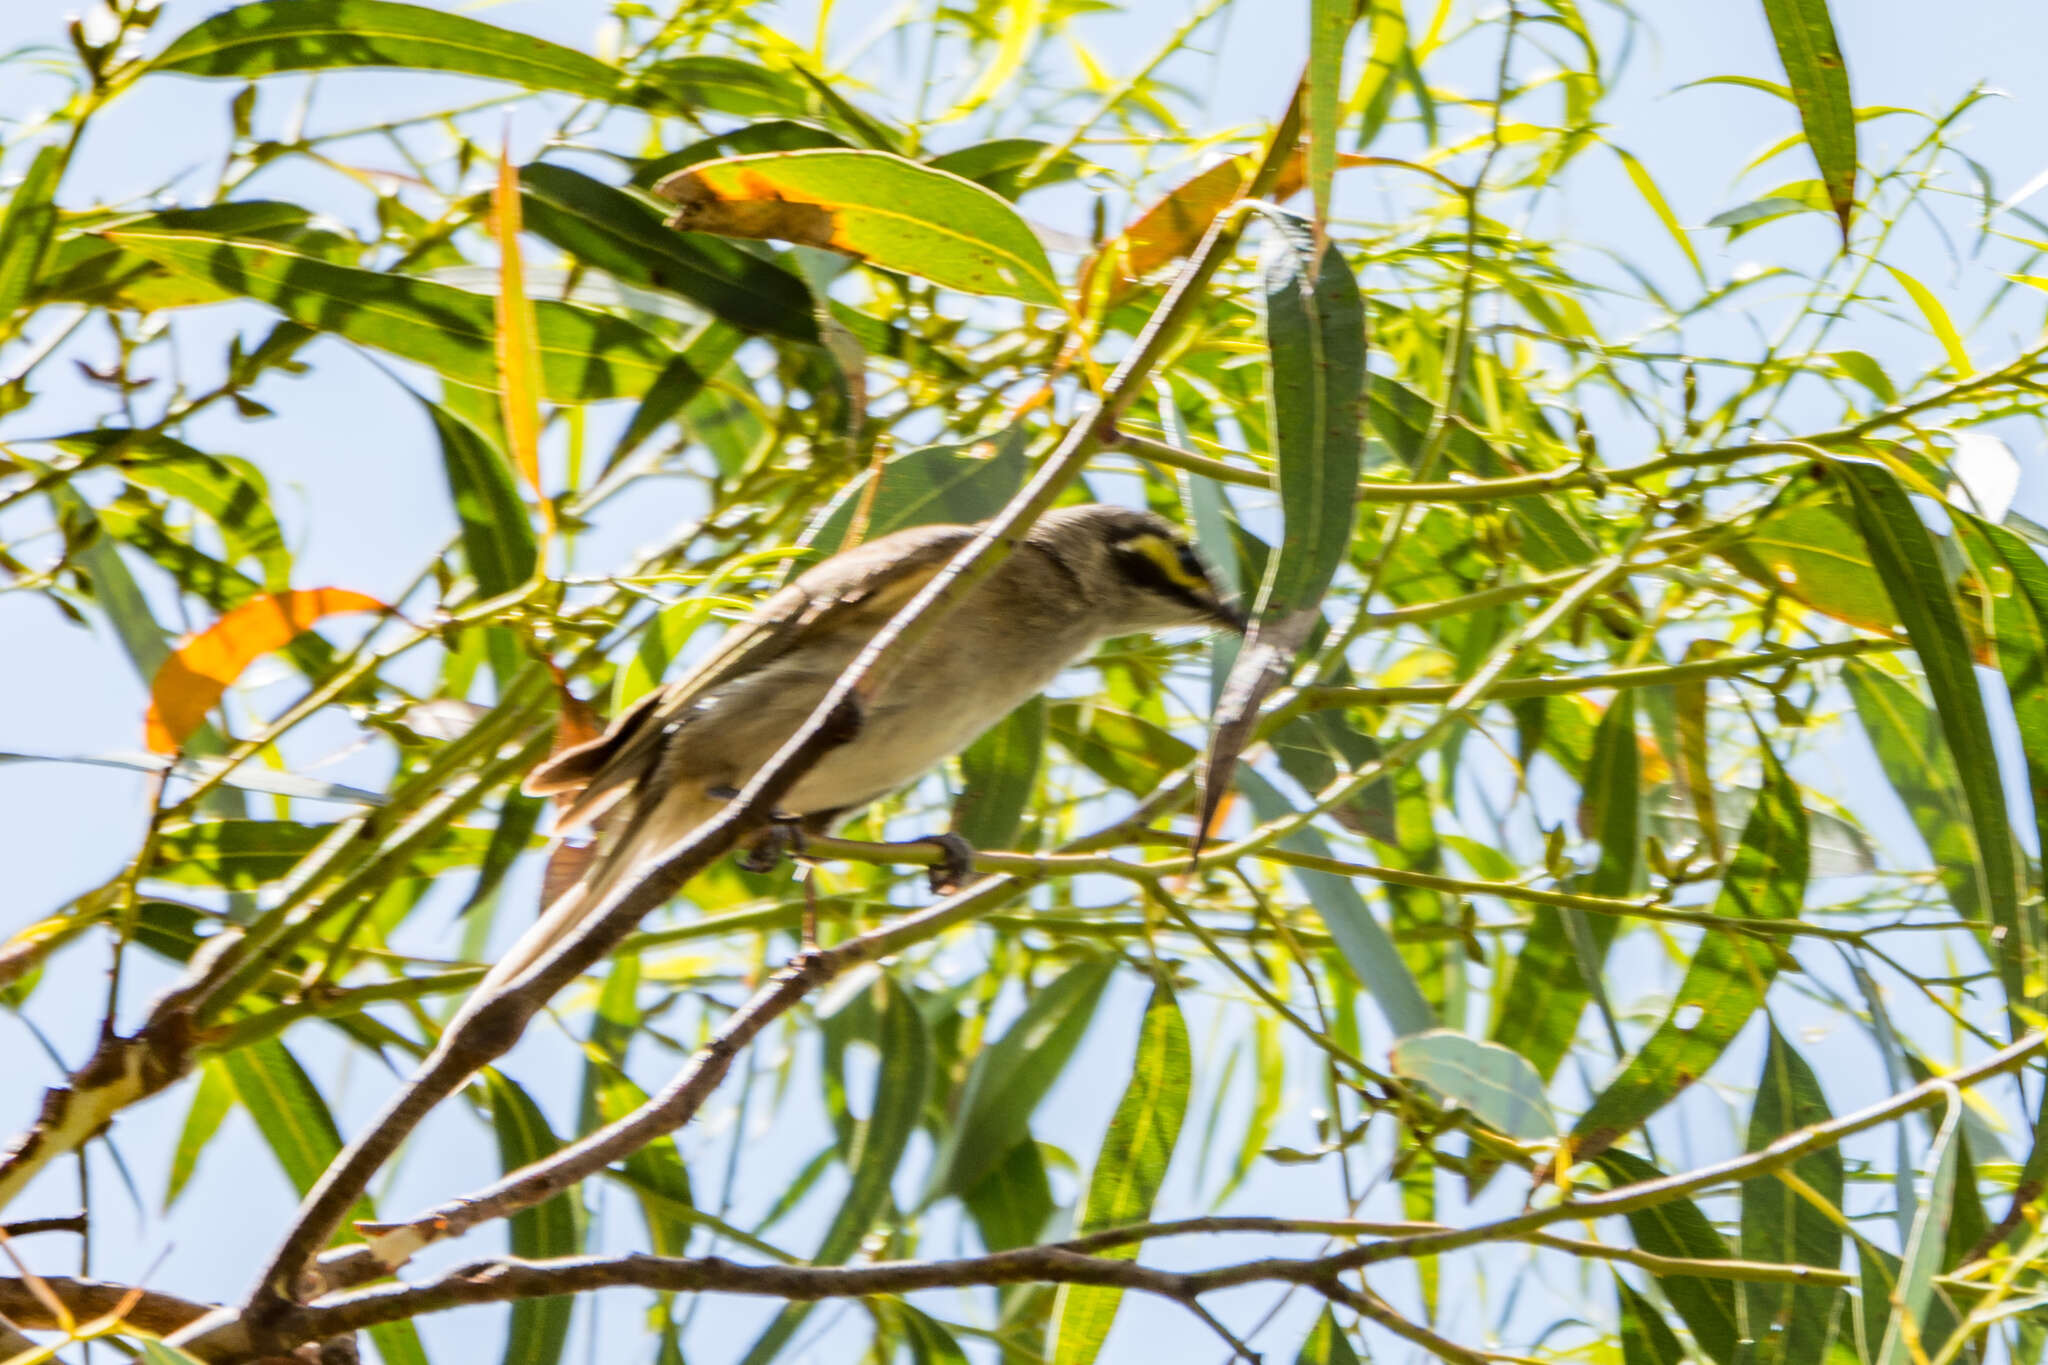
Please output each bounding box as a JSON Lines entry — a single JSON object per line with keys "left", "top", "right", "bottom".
{"left": 908, "top": 833, "right": 976, "bottom": 895}
{"left": 739, "top": 816, "right": 807, "bottom": 875}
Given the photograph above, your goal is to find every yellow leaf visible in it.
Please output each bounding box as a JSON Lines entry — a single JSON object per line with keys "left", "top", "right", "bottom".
{"left": 494, "top": 134, "right": 548, "bottom": 522}
{"left": 1883, "top": 262, "right": 1971, "bottom": 377}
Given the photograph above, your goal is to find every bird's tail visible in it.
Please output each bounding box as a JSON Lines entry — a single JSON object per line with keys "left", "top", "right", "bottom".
{"left": 458, "top": 788, "right": 720, "bottom": 1021}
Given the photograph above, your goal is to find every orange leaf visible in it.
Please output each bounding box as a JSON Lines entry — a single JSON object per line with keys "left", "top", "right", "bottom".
{"left": 1084, "top": 147, "right": 1380, "bottom": 297}
{"left": 494, "top": 134, "right": 547, "bottom": 523}
{"left": 145, "top": 589, "right": 384, "bottom": 753}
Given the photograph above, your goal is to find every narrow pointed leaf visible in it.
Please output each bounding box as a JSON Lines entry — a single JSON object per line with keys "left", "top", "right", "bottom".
{"left": 1307, "top": 0, "right": 1356, "bottom": 239}
{"left": 953, "top": 697, "right": 1046, "bottom": 850}
{"left": 1596, "top": 1149, "right": 1739, "bottom": 1364}
{"left": 1758, "top": 0, "right": 1858, "bottom": 240}
{"left": 483, "top": 1069, "right": 582, "bottom": 1365}
{"left": 934, "top": 957, "right": 1115, "bottom": 1196}
{"left": 1240, "top": 768, "right": 1435, "bottom": 1036}
{"left": 152, "top": 0, "right": 626, "bottom": 101}
{"left": 1873, "top": 1097, "right": 1962, "bottom": 1365}
{"left": 1880, "top": 263, "right": 1970, "bottom": 376}
{"left": 492, "top": 148, "right": 544, "bottom": 510}
{"left": 1295, "top": 1306, "right": 1363, "bottom": 1365}
{"left": 1573, "top": 738, "right": 1806, "bottom": 1153}
{"left": 519, "top": 163, "right": 817, "bottom": 341}
{"left": 1047, "top": 983, "right": 1191, "bottom": 1365}
{"left": 0, "top": 144, "right": 66, "bottom": 327}
{"left": 102, "top": 229, "right": 674, "bottom": 401}
{"left": 1836, "top": 457, "right": 2025, "bottom": 1014}
{"left": 1616, "top": 1275, "right": 1687, "bottom": 1365}
{"left": 1199, "top": 215, "right": 1365, "bottom": 835}
{"left": 424, "top": 397, "right": 535, "bottom": 597}
{"left": 1492, "top": 691, "right": 1635, "bottom": 1079}
{"left": 1740, "top": 1026, "right": 1845, "bottom": 1365}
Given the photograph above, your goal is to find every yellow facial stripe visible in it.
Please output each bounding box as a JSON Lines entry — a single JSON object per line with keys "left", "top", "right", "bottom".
{"left": 1126, "top": 532, "right": 1210, "bottom": 595}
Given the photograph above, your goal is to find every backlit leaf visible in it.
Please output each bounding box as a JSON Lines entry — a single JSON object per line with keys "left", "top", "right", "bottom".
{"left": 654, "top": 150, "right": 1062, "bottom": 306}
{"left": 1047, "top": 983, "right": 1190, "bottom": 1365}
{"left": 1391, "top": 1029, "right": 1553, "bottom": 1139}
{"left": 1758, "top": 0, "right": 1858, "bottom": 240}
{"left": 145, "top": 588, "right": 384, "bottom": 752}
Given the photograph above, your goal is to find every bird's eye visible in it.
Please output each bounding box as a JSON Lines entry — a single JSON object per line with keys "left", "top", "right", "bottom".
{"left": 1175, "top": 545, "right": 1207, "bottom": 581}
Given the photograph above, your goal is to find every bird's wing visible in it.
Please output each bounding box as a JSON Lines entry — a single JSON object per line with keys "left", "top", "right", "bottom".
{"left": 527, "top": 523, "right": 977, "bottom": 826}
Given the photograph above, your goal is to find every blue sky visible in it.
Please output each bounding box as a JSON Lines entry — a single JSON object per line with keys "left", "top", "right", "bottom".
{"left": 5, "top": 1, "right": 2048, "bottom": 1361}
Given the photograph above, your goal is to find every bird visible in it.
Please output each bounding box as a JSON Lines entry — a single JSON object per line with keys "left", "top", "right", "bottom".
{"left": 473, "top": 502, "right": 1245, "bottom": 999}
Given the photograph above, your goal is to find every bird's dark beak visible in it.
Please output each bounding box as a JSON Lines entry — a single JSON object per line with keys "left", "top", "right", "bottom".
{"left": 1210, "top": 598, "right": 1250, "bottom": 634}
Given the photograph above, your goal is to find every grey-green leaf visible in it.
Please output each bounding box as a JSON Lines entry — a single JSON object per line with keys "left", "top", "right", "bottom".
{"left": 1391, "top": 1029, "right": 1554, "bottom": 1140}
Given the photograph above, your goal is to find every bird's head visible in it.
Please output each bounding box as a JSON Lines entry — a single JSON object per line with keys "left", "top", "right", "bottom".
{"left": 1030, "top": 504, "right": 1247, "bottom": 636}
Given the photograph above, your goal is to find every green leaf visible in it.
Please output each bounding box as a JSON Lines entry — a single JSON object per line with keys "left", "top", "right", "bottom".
{"left": 1836, "top": 457, "right": 2026, "bottom": 1014}
{"left": 631, "top": 54, "right": 812, "bottom": 119}
{"left": 165, "top": 1058, "right": 235, "bottom": 1209}
{"left": 1959, "top": 513, "right": 2048, "bottom": 998}
{"left": 519, "top": 163, "right": 817, "bottom": 341}
{"left": 951, "top": 0, "right": 1047, "bottom": 114}
{"left": 1722, "top": 499, "right": 1898, "bottom": 635}
{"left": 1880, "top": 263, "right": 1970, "bottom": 376}
{"left": 1611, "top": 144, "right": 1704, "bottom": 282}
{"left": 1239, "top": 768, "right": 1436, "bottom": 1037}
{"left": 0, "top": 144, "right": 66, "bottom": 329}
{"left": 219, "top": 1039, "right": 374, "bottom": 1226}
{"left": 654, "top": 150, "right": 1062, "bottom": 307}
{"left": 142, "top": 1344, "right": 212, "bottom": 1365}
{"left": 1254, "top": 214, "right": 1365, "bottom": 623}
{"left": 102, "top": 229, "right": 673, "bottom": 402}
{"left": 484, "top": 1069, "right": 582, "bottom": 1365}
{"left": 1391, "top": 1030, "right": 1554, "bottom": 1140}
{"left": 1843, "top": 660, "right": 2013, "bottom": 958}
{"left": 1740, "top": 1026, "right": 1846, "bottom": 1365}
{"left": 926, "top": 138, "right": 1088, "bottom": 199}
{"left": 152, "top": 0, "right": 625, "bottom": 101}
{"left": 953, "top": 697, "right": 1046, "bottom": 850}
{"left": 1596, "top": 1149, "right": 1739, "bottom": 1365}
{"left": 1306, "top": 0, "right": 1355, "bottom": 237}
{"left": 421, "top": 396, "right": 536, "bottom": 598}
{"left": 802, "top": 427, "right": 1028, "bottom": 556}
{"left": 1871, "top": 1096, "right": 1962, "bottom": 1365}
{"left": 1573, "top": 738, "right": 1806, "bottom": 1152}
{"left": 1758, "top": 0, "right": 1858, "bottom": 240}
{"left": 150, "top": 820, "right": 496, "bottom": 888}
{"left": 1048, "top": 702, "right": 1196, "bottom": 798}
{"left": 1047, "top": 983, "right": 1191, "bottom": 1365}
{"left": 630, "top": 122, "right": 854, "bottom": 190}
{"left": 963, "top": 1137, "right": 1054, "bottom": 1252}
{"left": 608, "top": 322, "right": 744, "bottom": 469}
{"left": 1616, "top": 1275, "right": 1687, "bottom": 1365}
{"left": 1491, "top": 691, "right": 1635, "bottom": 1079}
{"left": 1294, "top": 1306, "right": 1363, "bottom": 1365}
{"left": 934, "top": 957, "right": 1115, "bottom": 1197}
{"left": 740, "top": 974, "right": 931, "bottom": 1365}
{"left": 51, "top": 431, "right": 292, "bottom": 591}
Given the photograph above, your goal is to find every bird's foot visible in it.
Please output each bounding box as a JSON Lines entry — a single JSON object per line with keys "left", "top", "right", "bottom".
{"left": 901, "top": 832, "right": 976, "bottom": 895}
{"left": 738, "top": 814, "right": 808, "bottom": 875}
